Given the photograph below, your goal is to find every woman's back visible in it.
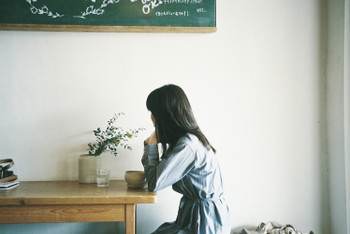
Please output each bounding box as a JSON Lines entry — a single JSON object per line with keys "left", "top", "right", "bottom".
{"left": 143, "top": 134, "right": 230, "bottom": 234}
{"left": 172, "top": 134, "right": 225, "bottom": 199}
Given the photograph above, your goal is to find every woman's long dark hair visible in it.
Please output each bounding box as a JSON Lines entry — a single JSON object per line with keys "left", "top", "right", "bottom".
{"left": 146, "top": 84, "right": 215, "bottom": 156}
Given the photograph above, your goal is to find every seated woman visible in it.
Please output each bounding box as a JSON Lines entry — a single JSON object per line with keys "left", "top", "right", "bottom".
{"left": 142, "top": 84, "right": 231, "bottom": 234}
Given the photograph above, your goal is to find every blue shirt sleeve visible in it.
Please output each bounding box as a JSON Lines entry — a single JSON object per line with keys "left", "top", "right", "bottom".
{"left": 141, "top": 139, "right": 196, "bottom": 192}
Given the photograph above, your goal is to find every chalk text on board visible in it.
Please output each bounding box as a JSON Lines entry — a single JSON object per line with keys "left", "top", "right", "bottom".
{"left": 162, "top": 0, "right": 203, "bottom": 4}
{"left": 140, "top": 0, "right": 163, "bottom": 15}
{"left": 196, "top": 8, "right": 206, "bottom": 13}
{"left": 155, "top": 10, "right": 189, "bottom": 17}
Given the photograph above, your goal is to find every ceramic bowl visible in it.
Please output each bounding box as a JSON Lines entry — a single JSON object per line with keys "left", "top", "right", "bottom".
{"left": 124, "top": 171, "right": 146, "bottom": 189}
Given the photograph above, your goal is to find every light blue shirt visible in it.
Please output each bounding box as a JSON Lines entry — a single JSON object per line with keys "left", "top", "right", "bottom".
{"left": 142, "top": 134, "right": 231, "bottom": 234}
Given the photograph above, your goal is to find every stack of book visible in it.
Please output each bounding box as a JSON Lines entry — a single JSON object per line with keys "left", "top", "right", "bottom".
{"left": 0, "top": 180, "right": 19, "bottom": 190}
{"left": 0, "top": 159, "right": 19, "bottom": 190}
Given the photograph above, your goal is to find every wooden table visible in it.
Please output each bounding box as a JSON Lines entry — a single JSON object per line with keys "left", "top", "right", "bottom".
{"left": 0, "top": 180, "right": 156, "bottom": 234}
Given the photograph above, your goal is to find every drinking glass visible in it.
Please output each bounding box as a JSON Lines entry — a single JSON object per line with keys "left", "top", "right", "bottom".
{"left": 96, "top": 169, "right": 110, "bottom": 187}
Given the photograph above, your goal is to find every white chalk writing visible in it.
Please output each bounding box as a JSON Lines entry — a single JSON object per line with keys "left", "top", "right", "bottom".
{"left": 26, "top": 0, "right": 63, "bottom": 18}
{"left": 75, "top": 0, "right": 120, "bottom": 19}
{"left": 155, "top": 10, "right": 189, "bottom": 17}
{"left": 24, "top": 0, "right": 204, "bottom": 20}
{"left": 196, "top": 8, "right": 206, "bottom": 13}
{"left": 131, "top": 0, "right": 163, "bottom": 15}
{"left": 25, "top": 0, "right": 163, "bottom": 19}
{"left": 162, "top": 0, "right": 202, "bottom": 4}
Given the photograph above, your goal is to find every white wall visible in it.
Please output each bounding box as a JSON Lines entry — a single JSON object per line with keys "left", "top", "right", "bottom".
{"left": 0, "top": 1, "right": 329, "bottom": 233}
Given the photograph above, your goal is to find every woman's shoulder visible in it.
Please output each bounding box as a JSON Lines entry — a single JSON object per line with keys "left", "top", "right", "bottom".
{"left": 178, "top": 133, "right": 202, "bottom": 149}
{"left": 178, "top": 133, "right": 196, "bottom": 142}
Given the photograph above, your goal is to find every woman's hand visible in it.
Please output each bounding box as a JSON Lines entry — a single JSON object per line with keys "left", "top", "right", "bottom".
{"left": 145, "top": 131, "right": 158, "bottom": 145}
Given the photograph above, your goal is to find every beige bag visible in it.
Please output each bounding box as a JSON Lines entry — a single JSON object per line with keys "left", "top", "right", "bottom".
{"left": 240, "top": 221, "right": 314, "bottom": 234}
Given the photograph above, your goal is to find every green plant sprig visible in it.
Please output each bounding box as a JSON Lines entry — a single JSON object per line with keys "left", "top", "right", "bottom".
{"left": 88, "top": 113, "right": 144, "bottom": 156}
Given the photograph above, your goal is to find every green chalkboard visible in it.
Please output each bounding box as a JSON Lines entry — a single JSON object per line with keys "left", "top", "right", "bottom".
{"left": 0, "top": 0, "right": 216, "bottom": 32}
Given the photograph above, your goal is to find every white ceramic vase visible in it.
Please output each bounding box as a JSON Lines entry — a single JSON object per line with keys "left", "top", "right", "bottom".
{"left": 78, "top": 155, "right": 101, "bottom": 183}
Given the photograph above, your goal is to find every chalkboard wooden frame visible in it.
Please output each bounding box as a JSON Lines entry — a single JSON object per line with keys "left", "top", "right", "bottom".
{"left": 0, "top": 24, "right": 216, "bottom": 33}
{"left": 0, "top": 0, "right": 216, "bottom": 33}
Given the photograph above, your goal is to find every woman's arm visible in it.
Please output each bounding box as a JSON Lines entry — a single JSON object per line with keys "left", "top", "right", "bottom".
{"left": 142, "top": 136, "right": 196, "bottom": 192}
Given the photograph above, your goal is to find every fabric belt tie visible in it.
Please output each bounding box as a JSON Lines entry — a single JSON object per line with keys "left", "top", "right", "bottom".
{"left": 184, "top": 196, "right": 221, "bottom": 203}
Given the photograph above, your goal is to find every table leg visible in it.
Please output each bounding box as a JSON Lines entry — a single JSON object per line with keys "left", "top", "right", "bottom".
{"left": 125, "top": 204, "right": 136, "bottom": 234}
